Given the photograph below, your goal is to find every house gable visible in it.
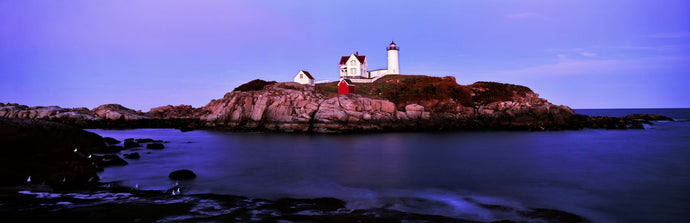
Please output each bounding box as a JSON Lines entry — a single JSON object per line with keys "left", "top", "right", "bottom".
{"left": 294, "top": 70, "right": 315, "bottom": 85}
{"left": 298, "top": 70, "right": 314, "bottom": 80}
{"left": 339, "top": 53, "right": 366, "bottom": 66}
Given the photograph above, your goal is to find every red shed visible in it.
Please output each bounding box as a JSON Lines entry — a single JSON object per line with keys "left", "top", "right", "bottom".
{"left": 338, "top": 79, "right": 355, "bottom": 94}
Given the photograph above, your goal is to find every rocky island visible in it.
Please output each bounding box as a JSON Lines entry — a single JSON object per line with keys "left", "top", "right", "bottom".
{"left": 0, "top": 75, "right": 675, "bottom": 223}
{"left": 0, "top": 75, "right": 672, "bottom": 133}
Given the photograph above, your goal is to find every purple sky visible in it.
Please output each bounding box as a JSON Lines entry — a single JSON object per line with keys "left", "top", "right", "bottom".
{"left": 1, "top": 1, "right": 689, "bottom": 110}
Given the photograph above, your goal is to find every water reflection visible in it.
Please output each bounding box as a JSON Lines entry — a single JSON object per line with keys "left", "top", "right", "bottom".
{"left": 88, "top": 124, "right": 690, "bottom": 223}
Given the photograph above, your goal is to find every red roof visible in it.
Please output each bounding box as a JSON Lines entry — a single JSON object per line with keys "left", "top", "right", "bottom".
{"left": 300, "top": 70, "right": 314, "bottom": 80}
{"left": 339, "top": 54, "right": 366, "bottom": 65}
{"left": 338, "top": 78, "right": 354, "bottom": 86}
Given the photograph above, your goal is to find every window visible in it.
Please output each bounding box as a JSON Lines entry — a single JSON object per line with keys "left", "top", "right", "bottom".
{"left": 300, "top": 73, "right": 303, "bottom": 78}
{"left": 350, "top": 68, "right": 356, "bottom": 74}
{"left": 350, "top": 60, "right": 356, "bottom": 66}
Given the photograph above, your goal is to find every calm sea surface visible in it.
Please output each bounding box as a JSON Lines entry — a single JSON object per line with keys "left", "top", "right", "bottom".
{"left": 87, "top": 109, "right": 690, "bottom": 222}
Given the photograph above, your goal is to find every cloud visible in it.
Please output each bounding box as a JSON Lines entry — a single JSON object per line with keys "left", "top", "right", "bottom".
{"left": 546, "top": 48, "right": 598, "bottom": 58}
{"left": 480, "top": 56, "right": 689, "bottom": 78}
{"left": 579, "top": 52, "right": 597, "bottom": 57}
{"left": 506, "top": 12, "right": 547, "bottom": 20}
{"left": 618, "top": 44, "right": 688, "bottom": 51}
{"left": 485, "top": 59, "right": 626, "bottom": 77}
{"left": 644, "top": 32, "right": 690, "bottom": 39}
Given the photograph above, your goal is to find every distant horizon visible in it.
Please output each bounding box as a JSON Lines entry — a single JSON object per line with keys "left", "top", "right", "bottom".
{"left": 2, "top": 73, "right": 690, "bottom": 111}
{"left": 2, "top": 1, "right": 689, "bottom": 110}
{"left": 3, "top": 94, "right": 690, "bottom": 111}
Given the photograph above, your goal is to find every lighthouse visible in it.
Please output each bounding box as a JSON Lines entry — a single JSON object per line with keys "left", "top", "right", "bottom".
{"left": 387, "top": 41, "right": 400, "bottom": 74}
{"left": 335, "top": 41, "right": 402, "bottom": 83}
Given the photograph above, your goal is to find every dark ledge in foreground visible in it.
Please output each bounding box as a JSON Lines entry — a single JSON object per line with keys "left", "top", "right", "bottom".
{"left": 2, "top": 183, "right": 589, "bottom": 223}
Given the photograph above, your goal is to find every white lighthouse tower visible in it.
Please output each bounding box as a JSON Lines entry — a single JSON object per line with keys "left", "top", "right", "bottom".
{"left": 387, "top": 41, "right": 400, "bottom": 74}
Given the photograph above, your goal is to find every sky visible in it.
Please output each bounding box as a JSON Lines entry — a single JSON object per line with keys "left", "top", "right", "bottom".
{"left": 1, "top": 0, "right": 689, "bottom": 110}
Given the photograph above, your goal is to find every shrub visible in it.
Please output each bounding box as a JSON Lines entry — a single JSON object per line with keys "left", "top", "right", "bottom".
{"left": 470, "top": 81, "right": 533, "bottom": 104}
{"left": 233, "top": 79, "right": 277, "bottom": 92}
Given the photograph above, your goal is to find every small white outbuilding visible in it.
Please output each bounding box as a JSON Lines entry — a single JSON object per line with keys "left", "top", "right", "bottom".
{"left": 294, "top": 70, "right": 315, "bottom": 85}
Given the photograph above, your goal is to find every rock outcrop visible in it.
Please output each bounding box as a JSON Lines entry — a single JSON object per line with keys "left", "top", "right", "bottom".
{"left": 201, "top": 82, "right": 404, "bottom": 133}
{"left": 198, "top": 77, "right": 673, "bottom": 132}
{"left": 0, "top": 103, "right": 95, "bottom": 122}
{"left": 1, "top": 76, "right": 673, "bottom": 133}
{"left": 148, "top": 104, "right": 207, "bottom": 119}
{"left": 92, "top": 104, "right": 148, "bottom": 121}
{"left": 0, "top": 103, "right": 200, "bottom": 129}
{"left": 199, "top": 80, "right": 586, "bottom": 133}
{"left": 0, "top": 103, "right": 148, "bottom": 121}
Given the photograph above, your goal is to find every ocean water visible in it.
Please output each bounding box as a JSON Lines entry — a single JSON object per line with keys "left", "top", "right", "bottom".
{"left": 87, "top": 109, "right": 690, "bottom": 222}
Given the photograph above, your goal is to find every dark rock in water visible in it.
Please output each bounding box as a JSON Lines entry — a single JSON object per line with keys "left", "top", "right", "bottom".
{"left": 103, "top": 137, "right": 121, "bottom": 145}
{"left": 623, "top": 114, "right": 674, "bottom": 123}
{"left": 95, "top": 154, "right": 128, "bottom": 167}
{"left": 123, "top": 152, "right": 140, "bottom": 159}
{"left": 136, "top": 138, "right": 162, "bottom": 143}
{"left": 623, "top": 114, "right": 673, "bottom": 121}
{"left": 146, "top": 143, "right": 165, "bottom": 150}
{"left": 123, "top": 138, "right": 140, "bottom": 149}
{"left": 103, "top": 145, "right": 123, "bottom": 153}
{"left": 168, "top": 170, "right": 196, "bottom": 180}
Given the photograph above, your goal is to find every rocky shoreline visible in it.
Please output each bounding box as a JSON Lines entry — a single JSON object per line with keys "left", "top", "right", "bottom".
{"left": 0, "top": 77, "right": 674, "bottom": 133}
{"left": 0, "top": 77, "right": 673, "bottom": 222}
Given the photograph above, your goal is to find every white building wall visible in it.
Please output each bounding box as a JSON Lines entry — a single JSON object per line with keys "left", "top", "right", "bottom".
{"left": 349, "top": 75, "right": 386, "bottom": 83}
{"left": 294, "top": 71, "right": 314, "bottom": 85}
{"left": 387, "top": 49, "right": 399, "bottom": 74}
{"left": 369, "top": 69, "right": 389, "bottom": 78}
{"left": 361, "top": 59, "right": 368, "bottom": 78}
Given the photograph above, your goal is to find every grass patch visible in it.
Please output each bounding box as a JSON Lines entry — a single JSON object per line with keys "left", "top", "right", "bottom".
{"left": 315, "top": 75, "right": 535, "bottom": 110}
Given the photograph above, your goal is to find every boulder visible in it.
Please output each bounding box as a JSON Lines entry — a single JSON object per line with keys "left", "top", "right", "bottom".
{"left": 405, "top": 104, "right": 424, "bottom": 119}
{"left": 123, "top": 138, "right": 140, "bottom": 149}
{"left": 103, "top": 145, "right": 123, "bottom": 153}
{"left": 123, "top": 152, "right": 140, "bottom": 159}
{"left": 146, "top": 143, "right": 165, "bottom": 150}
{"left": 136, "top": 138, "right": 163, "bottom": 143}
{"left": 103, "top": 137, "right": 121, "bottom": 145}
{"left": 168, "top": 169, "right": 196, "bottom": 180}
